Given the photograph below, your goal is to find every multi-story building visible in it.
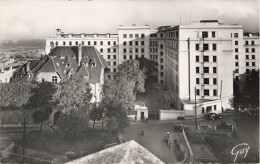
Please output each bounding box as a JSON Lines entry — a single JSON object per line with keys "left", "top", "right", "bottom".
{"left": 243, "top": 32, "right": 259, "bottom": 75}
{"left": 46, "top": 33, "right": 118, "bottom": 80}
{"left": 158, "top": 20, "right": 245, "bottom": 115}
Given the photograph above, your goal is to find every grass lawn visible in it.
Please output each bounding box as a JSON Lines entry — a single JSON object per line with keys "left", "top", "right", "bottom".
{"left": 22, "top": 129, "right": 116, "bottom": 162}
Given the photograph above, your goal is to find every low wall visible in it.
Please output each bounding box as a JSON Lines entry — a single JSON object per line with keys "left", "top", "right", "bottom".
{"left": 159, "top": 110, "right": 184, "bottom": 120}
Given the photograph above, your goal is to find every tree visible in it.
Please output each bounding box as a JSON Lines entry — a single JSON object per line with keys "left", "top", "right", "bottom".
{"left": 137, "top": 57, "right": 158, "bottom": 85}
{"left": 233, "top": 70, "right": 259, "bottom": 109}
{"left": 27, "top": 82, "right": 57, "bottom": 109}
{"left": 54, "top": 75, "right": 92, "bottom": 110}
{"left": 89, "top": 105, "right": 102, "bottom": 129}
{"left": 32, "top": 106, "right": 53, "bottom": 131}
{"left": 0, "top": 82, "right": 36, "bottom": 107}
{"left": 56, "top": 107, "right": 89, "bottom": 137}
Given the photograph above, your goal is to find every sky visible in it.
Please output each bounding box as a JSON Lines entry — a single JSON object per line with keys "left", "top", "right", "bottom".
{"left": 0, "top": 0, "right": 259, "bottom": 40}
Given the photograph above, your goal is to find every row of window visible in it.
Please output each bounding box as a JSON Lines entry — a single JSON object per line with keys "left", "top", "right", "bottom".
{"left": 246, "top": 55, "right": 255, "bottom": 59}
{"left": 123, "top": 48, "right": 145, "bottom": 53}
{"left": 150, "top": 48, "right": 158, "bottom": 53}
{"left": 246, "top": 62, "right": 256, "bottom": 66}
{"left": 196, "top": 67, "right": 217, "bottom": 74}
{"left": 245, "top": 48, "right": 256, "bottom": 53}
{"left": 107, "top": 75, "right": 117, "bottom": 80}
{"left": 196, "top": 78, "right": 217, "bottom": 85}
{"left": 100, "top": 48, "right": 117, "bottom": 53}
{"left": 202, "top": 31, "right": 216, "bottom": 38}
{"left": 196, "top": 43, "right": 217, "bottom": 51}
{"left": 166, "top": 41, "right": 178, "bottom": 50}
{"left": 123, "top": 55, "right": 145, "bottom": 60}
{"left": 53, "top": 40, "right": 117, "bottom": 46}
{"left": 196, "top": 89, "right": 218, "bottom": 96}
{"left": 123, "top": 41, "right": 145, "bottom": 46}
{"left": 123, "top": 33, "right": 145, "bottom": 38}
{"left": 105, "top": 68, "right": 117, "bottom": 72}
{"left": 196, "top": 55, "right": 217, "bottom": 62}
{"left": 245, "top": 40, "right": 255, "bottom": 45}
{"left": 107, "top": 55, "right": 117, "bottom": 60}
{"left": 166, "top": 31, "right": 178, "bottom": 38}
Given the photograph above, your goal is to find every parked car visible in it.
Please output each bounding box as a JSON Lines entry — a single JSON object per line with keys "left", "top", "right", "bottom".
{"left": 207, "top": 112, "right": 222, "bottom": 120}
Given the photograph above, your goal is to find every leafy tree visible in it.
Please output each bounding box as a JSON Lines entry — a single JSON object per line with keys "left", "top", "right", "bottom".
{"left": 137, "top": 57, "right": 158, "bottom": 84}
{"left": 117, "top": 59, "right": 146, "bottom": 94}
{"left": 0, "top": 82, "right": 36, "bottom": 107}
{"left": 90, "top": 105, "right": 102, "bottom": 129}
{"left": 32, "top": 105, "right": 53, "bottom": 131}
{"left": 54, "top": 75, "right": 92, "bottom": 110}
{"left": 56, "top": 107, "right": 89, "bottom": 137}
{"left": 233, "top": 70, "right": 259, "bottom": 109}
{"left": 27, "top": 82, "right": 57, "bottom": 109}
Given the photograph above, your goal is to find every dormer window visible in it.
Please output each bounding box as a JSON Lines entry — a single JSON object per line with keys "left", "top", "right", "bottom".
{"left": 89, "top": 58, "right": 96, "bottom": 67}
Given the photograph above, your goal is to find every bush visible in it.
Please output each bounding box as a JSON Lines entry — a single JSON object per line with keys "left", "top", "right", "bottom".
{"left": 56, "top": 107, "right": 89, "bottom": 137}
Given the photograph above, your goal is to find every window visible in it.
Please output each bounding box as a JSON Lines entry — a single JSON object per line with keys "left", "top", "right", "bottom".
{"left": 204, "top": 67, "right": 209, "bottom": 73}
{"left": 213, "top": 44, "right": 217, "bottom": 51}
{"left": 204, "top": 89, "right": 209, "bottom": 96}
{"left": 196, "top": 67, "right": 200, "bottom": 73}
{"left": 129, "top": 34, "right": 133, "bottom": 38}
{"left": 141, "top": 41, "right": 145, "bottom": 45}
{"left": 56, "top": 42, "right": 58, "bottom": 46}
{"left": 212, "top": 31, "right": 216, "bottom": 38}
{"left": 160, "top": 33, "right": 164, "bottom": 38}
{"left": 135, "top": 34, "right": 139, "bottom": 38}
{"left": 214, "top": 105, "right": 217, "bottom": 111}
{"left": 245, "top": 41, "right": 248, "bottom": 45}
{"left": 113, "top": 68, "right": 116, "bottom": 72}
{"left": 235, "top": 62, "right": 239, "bottom": 66}
{"left": 213, "top": 89, "right": 217, "bottom": 96}
{"left": 113, "top": 48, "right": 116, "bottom": 53}
{"left": 160, "top": 51, "right": 163, "bottom": 56}
{"left": 108, "top": 62, "right": 111, "bottom": 65}
{"left": 94, "top": 41, "right": 97, "bottom": 45}
{"left": 130, "top": 55, "right": 133, "bottom": 59}
{"left": 88, "top": 41, "right": 91, "bottom": 45}
{"left": 141, "top": 34, "right": 145, "bottom": 38}
{"left": 123, "top": 55, "right": 126, "bottom": 59}
{"left": 213, "top": 56, "right": 217, "bottom": 62}
{"left": 69, "top": 41, "right": 72, "bottom": 45}
{"left": 100, "top": 48, "right": 103, "bottom": 53}
{"left": 129, "top": 41, "right": 132, "bottom": 46}
{"left": 123, "top": 34, "right": 127, "bottom": 38}
{"left": 113, "top": 55, "right": 116, "bottom": 59}
{"left": 135, "top": 48, "right": 138, "bottom": 53}
{"left": 108, "top": 75, "right": 111, "bottom": 79}
{"left": 160, "top": 72, "right": 164, "bottom": 76}
{"left": 108, "top": 55, "right": 111, "bottom": 59}
{"left": 196, "top": 56, "right": 199, "bottom": 62}
{"left": 100, "top": 41, "right": 103, "bottom": 45}
{"left": 52, "top": 76, "right": 58, "bottom": 84}
{"left": 213, "top": 67, "right": 217, "bottom": 73}
{"left": 213, "top": 78, "right": 217, "bottom": 85}
{"left": 252, "top": 55, "right": 255, "bottom": 59}
{"left": 141, "top": 48, "right": 145, "bottom": 53}
{"left": 135, "top": 55, "right": 138, "bottom": 59}
{"left": 196, "top": 78, "right": 200, "bottom": 84}
{"left": 108, "top": 41, "right": 111, "bottom": 45}
{"left": 246, "top": 55, "right": 249, "bottom": 59}
{"left": 235, "top": 55, "right": 238, "bottom": 59}
{"left": 204, "top": 78, "right": 209, "bottom": 84}
{"left": 203, "top": 44, "right": 209, "bottom": 51}
{"left": 113, "top": 41, "right": 116, "bottom": 45}
{"left": 196, "top": 44, "right": 200, "bottom": 51}
{"left": 203, "top": 56, "right": 209, "bottom": 62}
{"left": 123, "top": 49, "right": 126, "bottom": 53}
{"left": 235, "top": 69, "right": 239, "bottom": 73}
{"left": 108, "top": 49, "right": 110, "bottom": 53}
{"left": 202, "top": 31, "right": 208, "bottom": 38}
{"left": 252, "top": 62, "right": 255, "bottom": 66}
{"left": 245, "top": 48, "right": 249, "bottom": 53}
{"left": 82, "top": 41, "right": 84, "bottom": 45}
{"left": 135, "top": 41, "right": 138, "bottom": 46}
{"left": 129, "top": 48, "right": 133, "bottom": 53}
{"left": 235, "top": 41, "right": 238, "bottom": 45}
{"left": 234, "top": 33, "right": 238, "bottom": 38}
{"left": 252, "top": 48, "right": 255, "bottom": 52}
{"left": 196, "top": 89, "right": 200, "bottom": 96}
{"left": 246, "top": 62, "right": 249, "bottom": 66}
{"left": 123, "top": 41, "right": 126, "bottom": 46}
{"left": 235, "top": 48, "right": 238, "bottom": 53}
{"left": 113, "top": 75, "right": 116, "bottom": 80}
{"left": 160, "top": 65, "right": 164, "bottom": 69}
{"left": 63, "top": 41, "right": 66, "bottom": 45}
{"left": 251, "top": 41, "right": 255, "bottom": 45}
{"left": 42, "top": 78, "right": 45, "bottom": 82}
{"left": 160, "top": 58, "right": 163, "bottom": 62}
{"left": 160, "top": 44, "right": 164, "bottom": 49}
{"left": 246, "top": 69, "right": 249, "bottom": 73}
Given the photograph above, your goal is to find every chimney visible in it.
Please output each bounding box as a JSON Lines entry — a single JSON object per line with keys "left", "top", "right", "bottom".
{"left": 26, "top": 62, "right": 30, "bottom": 73}
{"left": 78, "top": 43, "right": 82, "bottom": 66}
{"left": 50, "top": 41, "right": 54, "bottom": 51}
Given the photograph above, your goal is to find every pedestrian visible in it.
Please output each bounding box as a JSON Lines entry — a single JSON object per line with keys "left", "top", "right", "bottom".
{"left": 50, "top": 124, "right": 54, "bottom": 131}
{"left": 168, "top": 139, "right": 172, "bottom": 149}
{"left": 135, "top": 115, "right": 137, "bottom": 121}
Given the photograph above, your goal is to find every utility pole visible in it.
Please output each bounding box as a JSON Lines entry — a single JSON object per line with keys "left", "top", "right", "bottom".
{"left": 194, "top": 87, "right": 198, "bottom": 130}
{"left": 22, "top": 117, "right": 28, "bottom": 163}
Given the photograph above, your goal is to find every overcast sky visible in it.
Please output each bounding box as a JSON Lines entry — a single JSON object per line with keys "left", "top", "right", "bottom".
{"left": 0, "top": 0, "right": 259, "bottom": 40}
